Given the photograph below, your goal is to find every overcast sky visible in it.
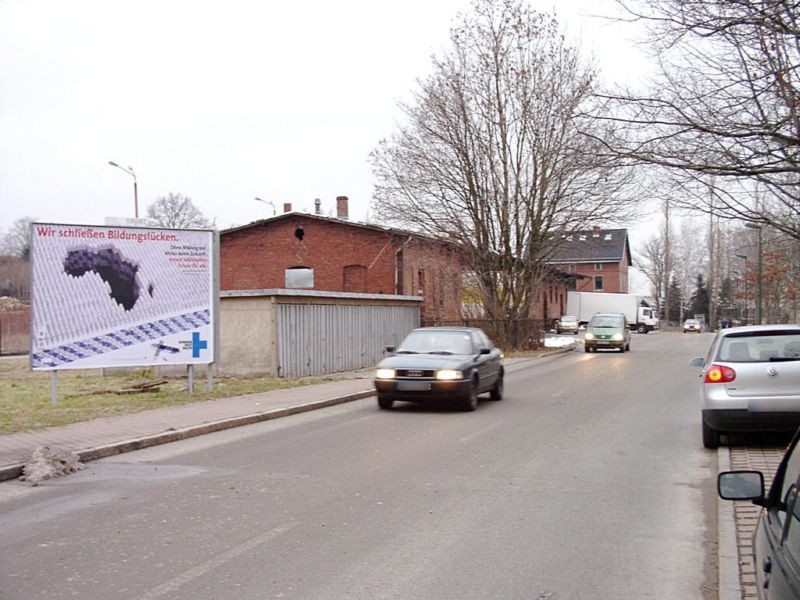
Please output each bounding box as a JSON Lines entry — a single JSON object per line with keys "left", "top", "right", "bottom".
{"left": 0, "top": 0, "right": 657, "bottom": 289}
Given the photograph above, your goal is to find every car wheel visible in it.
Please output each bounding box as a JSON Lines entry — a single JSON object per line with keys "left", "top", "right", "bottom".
{"left": 462, "top": 380, "right": 479, "bottom": 411}
{"left": 638, "top": 324, "right": 646, "bottom": 334}
{"left": 585, "top": 345, "right": 591, "bottom": 353}
{"left": 702, "top": 421, "right": 721, "bottom": 449}
{"left": 377, "top": 395, "right": 394, "bottom": 410}
{"left": 489, "top": 372, "right": 504, "bottom": 401}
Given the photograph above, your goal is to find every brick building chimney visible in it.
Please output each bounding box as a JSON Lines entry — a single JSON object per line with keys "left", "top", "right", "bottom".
{"left": 283, "top": 203, "right": 292, "bottom": 213}
{"left": 336, "top": 196, "right": 349, "bottom": 220}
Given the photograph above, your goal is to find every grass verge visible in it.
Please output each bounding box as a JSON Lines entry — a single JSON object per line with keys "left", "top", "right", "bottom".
{"left": 0, "top": 357, "right": 347, "bottom": 435}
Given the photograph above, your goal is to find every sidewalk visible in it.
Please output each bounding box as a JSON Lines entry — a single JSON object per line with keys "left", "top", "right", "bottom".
{"left": 0, "top": 376, "right": 376, "bottom": 482}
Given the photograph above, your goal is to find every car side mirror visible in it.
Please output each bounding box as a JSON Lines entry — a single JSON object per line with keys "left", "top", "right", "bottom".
{"left": 385, "top": 345, "right": 396, "bottom": 353}
{"left": 718, "top": 471, "right": 766, "bottom": 504}
{"left": 479, "top": 347, "right": 491, "bottom": 355}
{"left": 690, "top": 357, "right": 705, "bottom": 367}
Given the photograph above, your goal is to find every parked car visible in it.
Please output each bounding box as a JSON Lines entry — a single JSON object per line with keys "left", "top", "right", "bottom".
{"left": 556, "top": 315, "right": 579, "bottom": 334}
{"left": 691, "top": 324, "right": 800, "bottom": 448}
{"left": 718, "top": 428, "right": 800, "bottom": 599}
{"left": 373, "top": 327, "right": 504, "bottom": 411}
{"left": 584, "top": 313, "right": 631, "bottom": 353}
{"left": 683, "top": 318, "right": 702, "bottom": 333}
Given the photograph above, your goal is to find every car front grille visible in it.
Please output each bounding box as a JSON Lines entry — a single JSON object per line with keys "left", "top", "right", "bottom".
{"left": 396, "top": 369, "right": 436, "bottom": 378}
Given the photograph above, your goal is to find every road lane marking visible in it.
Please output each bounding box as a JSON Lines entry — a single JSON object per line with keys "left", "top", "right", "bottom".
{"left": 459, "top": 421, "right": 502, "bottom": 443}
{"left": 136, "top": 522, "right": 296, "bottom": 599}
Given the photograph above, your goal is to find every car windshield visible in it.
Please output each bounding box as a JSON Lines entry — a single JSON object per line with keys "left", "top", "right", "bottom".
{"left": 686, "top": 320, "right": 698, "bottom": 325}
{"left": 561, "top": 316, "right": 577, "bottom": 323}
{"left": 590, "top": 316, "right": 622, "bottom": 328}
{"left": 717, "top": 332, "right": 800, "bottom": 363}
{"left": 397, "top": 330, "right": 474, "bottom": 355}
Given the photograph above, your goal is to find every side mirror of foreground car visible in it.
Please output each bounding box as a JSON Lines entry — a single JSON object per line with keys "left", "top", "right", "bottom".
{"left": 479, "top": 347, "right": 491, "bottom": 355}
{"left": 385, "top": 346, "right": 396, "bottom": 353}
{"left": 718, "top": 471, "right": 766, "bottom": 505}
{"left": 690, "top": 357, "right": 705, "bottom": 368}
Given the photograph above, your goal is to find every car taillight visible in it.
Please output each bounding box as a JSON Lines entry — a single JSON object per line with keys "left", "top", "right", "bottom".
{"left": 705, "top": 364, "right": 736, "bottom": 384}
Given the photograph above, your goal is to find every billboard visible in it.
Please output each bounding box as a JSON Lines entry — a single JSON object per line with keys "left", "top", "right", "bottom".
{"left": 30, "top": 223, "right": 216, "bottom": 371}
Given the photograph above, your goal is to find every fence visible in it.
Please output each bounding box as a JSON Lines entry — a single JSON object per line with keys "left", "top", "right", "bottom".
{"left": 421, "top": 318, "right": 546, "bottom": 351}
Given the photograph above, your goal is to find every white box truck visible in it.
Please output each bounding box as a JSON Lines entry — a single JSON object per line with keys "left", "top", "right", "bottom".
{"left": 566, "top": 291, "right": 659, "bottom": 333}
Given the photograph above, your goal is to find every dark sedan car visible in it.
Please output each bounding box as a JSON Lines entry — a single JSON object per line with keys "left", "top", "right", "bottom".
{"left": 718, "top": 428, "right": 800, "bottom": 599}
{"left": 373, "top": 327, "right": 504, "bottom": 411}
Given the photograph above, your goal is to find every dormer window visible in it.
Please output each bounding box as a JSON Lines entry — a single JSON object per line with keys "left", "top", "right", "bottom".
{"left": 579, "top": 235, "right": 586, "bottom": 241}
{"left": 604, "top": 233, "right": 612, "bottom": 241}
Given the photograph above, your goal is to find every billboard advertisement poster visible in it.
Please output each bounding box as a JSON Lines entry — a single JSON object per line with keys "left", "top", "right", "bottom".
{"left": 30, "top": 223, "right": 215, "bottom": 371}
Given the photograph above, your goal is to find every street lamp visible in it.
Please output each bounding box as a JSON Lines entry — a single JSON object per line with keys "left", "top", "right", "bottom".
{"left": 254, "top": 197, "right": 276, "bottom": 215}
{"left": 108, "top": 161, "right": 139, "bottom": 218}
{"left": 744, "top": 223, "right": 763, "bottom": 324}
{"left": 735, "top": 253, "right": 749, "bottom": 324}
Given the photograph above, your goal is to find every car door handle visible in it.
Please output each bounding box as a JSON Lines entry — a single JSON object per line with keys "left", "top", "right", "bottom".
{"left": 763, "top": 557, "right": 772, "bottom": 574}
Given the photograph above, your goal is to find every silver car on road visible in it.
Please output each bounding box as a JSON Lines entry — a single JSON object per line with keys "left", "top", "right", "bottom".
{"left": 691, "top": 324, "right": 800, "bottom": 448}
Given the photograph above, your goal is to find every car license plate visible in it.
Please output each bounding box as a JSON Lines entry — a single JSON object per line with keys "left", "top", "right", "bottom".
{"left": 397, "top": 381, "right": 431, "bottom": 391}
{"left": 597, "top": 340, "right": 610, "bottom": 345}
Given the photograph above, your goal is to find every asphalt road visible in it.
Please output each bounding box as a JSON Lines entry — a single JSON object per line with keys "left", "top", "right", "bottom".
{"left": 0, "top": 332, "right": 717, "bottom": 600}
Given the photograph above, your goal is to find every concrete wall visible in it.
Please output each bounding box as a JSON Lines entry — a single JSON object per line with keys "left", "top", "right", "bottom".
{"left": 219, "top": 295, "right": 277, "bottom": 376}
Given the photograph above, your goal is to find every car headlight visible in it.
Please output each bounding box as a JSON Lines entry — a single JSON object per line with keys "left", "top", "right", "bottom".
{"left": 612, "top": 333, "right": 624, "bottom": 341}
{"left": 436, "top": 369, "right": 462, "bottom": 381}
{"left": 584, "top": 332, "right": 594, "bottom": 340}
{"left": 375, "top": 368, "right": 395, "bottom": 379}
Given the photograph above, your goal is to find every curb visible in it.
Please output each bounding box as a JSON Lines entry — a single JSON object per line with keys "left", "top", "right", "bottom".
{"left": 0, "top": 389, "right": 375, "bottom": 483}
{"left": 717, "top": 446, "right": 741, "bottom": 600}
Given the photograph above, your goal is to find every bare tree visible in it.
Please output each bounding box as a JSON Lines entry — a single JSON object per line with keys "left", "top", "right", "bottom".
{"left": 146, "top": 193, "right": 211, "bottom": 229}
{"left": 371, "top": 0, "right": 633, "bottom": 320}
{"left": 634, "top": 233, "right": 666, "bottom": 312}
{"left": 1, "top": 217, "right": 36, "bottom": 259}
{"left": 595, "top": 1, "right": 800, "bottom": 239}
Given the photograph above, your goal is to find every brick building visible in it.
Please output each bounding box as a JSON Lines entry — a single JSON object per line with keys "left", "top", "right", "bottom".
{"left": 220, "top": 198, "right": 465, "bottom": 320}
{"left": 221, "top": 197, "right": 584, "bottom": 330}
{"left": 547, "top": 227, "right": 631, "bottom": 294}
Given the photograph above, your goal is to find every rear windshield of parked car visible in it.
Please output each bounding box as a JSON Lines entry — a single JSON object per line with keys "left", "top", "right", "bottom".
{"left": 717, "top": 332, "right": 800, "bottom": 363}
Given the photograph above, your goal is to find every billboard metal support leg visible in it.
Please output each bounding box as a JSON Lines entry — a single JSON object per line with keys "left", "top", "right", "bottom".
{"left": 187, "top": 364, "right": 194, "bottom": 394}
{"left": 206, "top": 363, "right": 213, "bottom": 392}
{"left": 51, "top": 371, "right": 58, "bottom": 407}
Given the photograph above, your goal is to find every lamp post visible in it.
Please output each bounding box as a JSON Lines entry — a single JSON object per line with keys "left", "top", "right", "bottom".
{"left": 744, "top": 223, "right": 763, "bottom": 324}
{"left": 254, "top": 197, "right": 276, "bottom": 215}
{"left": 108, "top": 161, "right": 139, "bottom": 218}
{"left": 735, "top": 253, "right": 749, "bottom": 324}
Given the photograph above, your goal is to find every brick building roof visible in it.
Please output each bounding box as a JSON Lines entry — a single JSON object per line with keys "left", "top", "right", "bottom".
{"left": 548, "top": 228, "right": 631, "bottom": 266}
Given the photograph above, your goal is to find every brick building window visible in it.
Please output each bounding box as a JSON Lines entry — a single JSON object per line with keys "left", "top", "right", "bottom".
{"left": 285, "top": 266, "right": 313, "bottom": 288}
{"left": 594, "top": 276, "right": 604, "bottom": 291}
{"left": 395, "top": 250, "right": 404, "bottom": 295}
{"left": 594, "top": 263, "right": 602, "bottom": 271}
{"left": 343, "top": 265, "right": 367, "bottom": 293}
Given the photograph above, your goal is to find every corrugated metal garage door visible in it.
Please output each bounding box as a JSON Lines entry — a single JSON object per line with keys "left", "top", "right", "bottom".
{"left": 276, "top": 304, "right": 419, "bottom": 377}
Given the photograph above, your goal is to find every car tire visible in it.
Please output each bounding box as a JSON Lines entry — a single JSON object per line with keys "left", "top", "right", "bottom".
{"left": 377, "top": 395, "right": 394, "bottom": 410}
{"left": 638, "top": 324, "right": 646, "bottom": 334}
{"left": 585, "top": 345, "right": 591, "bottom": 353}
{"left": 702, "top": 421, "right": 721, "bottom": 449}
{"left": 489, "top": 372, "right": 504, "bottom": 401}
{"left": 462, "top": 380, "right": 479, "bottom": 411}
